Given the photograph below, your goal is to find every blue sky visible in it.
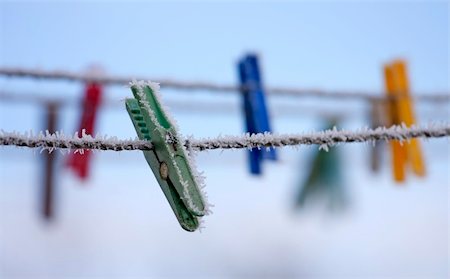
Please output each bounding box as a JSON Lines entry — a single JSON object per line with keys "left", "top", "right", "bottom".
{"left": 0, "top": 1, "right": 449, "bottom": 278}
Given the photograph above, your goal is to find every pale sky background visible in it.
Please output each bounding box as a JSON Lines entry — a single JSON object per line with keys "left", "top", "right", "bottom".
{"left": 0, "top": 1, "right": 449, "bottom": 279}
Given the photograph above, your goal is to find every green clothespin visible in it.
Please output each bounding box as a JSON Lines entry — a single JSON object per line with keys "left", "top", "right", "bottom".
{"left": 295, "top": 120, "right": 347, "bottom": 212}
{"left": 126, "top": 81, "right": 208, "bottom": 232}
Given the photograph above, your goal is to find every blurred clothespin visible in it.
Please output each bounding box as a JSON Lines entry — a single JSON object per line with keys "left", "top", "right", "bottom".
{"left": 369, "top": 99, "right": 388, "bottom": 173}
{"left": 238, "top": 53, "right": 277, "bottom": 175}
{"left": 67, "top": 67, "right": 103, "bottom": 180}
{"left": 126, "top": 81, "right": 208, "bottom": 232}
{"left": 295, "top": 120, "right": 347, "bottom": 212}
{"left": 42, "top": 102, "right": 59, "bottom": 220}
{"left": 384, "top": 60, "right": 425, "bottom": 182}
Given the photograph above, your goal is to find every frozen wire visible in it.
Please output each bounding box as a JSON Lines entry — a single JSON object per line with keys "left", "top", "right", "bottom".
{"left": 1, "top": 124, "right": 449, "bottom": 152}
{"left": 0, "top": 130, "right": 153, "bottom": 152}
{"left": 189, "top": 124, "right": 450, "bottom": 151}
{"left": 0, "top": 67, "right": 448, "bottom": 102}
{"left": 0, "top": 90, "right": 360, "bottom": 119}
{"left": 0, "top": 90, "right": 238, "bottom": 112}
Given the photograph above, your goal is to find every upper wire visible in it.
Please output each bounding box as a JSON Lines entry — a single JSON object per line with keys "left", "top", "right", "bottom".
{"left": 0, "top": 67, "right": 448, "bottom": 102}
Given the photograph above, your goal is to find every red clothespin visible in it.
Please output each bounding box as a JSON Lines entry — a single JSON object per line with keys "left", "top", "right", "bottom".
{"left": 67, "top": 68, "right": 103, "bottom": 180}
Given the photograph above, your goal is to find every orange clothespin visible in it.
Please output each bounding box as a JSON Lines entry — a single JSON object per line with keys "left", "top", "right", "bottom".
{"left": 383, "top": 60, "right": 426, "bottom": 182}
{"left": 391, "top": 61, "right": 425, "bottom": 177}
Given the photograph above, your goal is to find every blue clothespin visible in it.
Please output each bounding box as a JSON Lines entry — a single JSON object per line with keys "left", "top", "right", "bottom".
{"left": 238, "top": 54, "right": 277, "bottom": 175}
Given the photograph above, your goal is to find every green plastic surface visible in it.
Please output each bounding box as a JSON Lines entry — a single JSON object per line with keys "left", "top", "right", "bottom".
{"left": 125, "top": 84, "right": 207, "bottom": 231}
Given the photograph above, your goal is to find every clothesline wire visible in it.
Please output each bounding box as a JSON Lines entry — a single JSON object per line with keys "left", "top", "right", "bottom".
{"left": 2, "top": 91, "right": 448, "bottom": 122}
{"left": 0, "top": 90, "right": 354, "bottom": 118}
{"left": 1, "top": 124, "right": 449, "bottom": 152}
{"left": 0, "top": 67, "right": 449, "bottom": 102}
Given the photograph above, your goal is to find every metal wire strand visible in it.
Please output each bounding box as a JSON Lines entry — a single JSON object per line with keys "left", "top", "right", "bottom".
{"left": 1, "top": 124, "right": 449, "bottom": 152}
{"left": 0, "top": 67, "right": 448, "bottom": 102}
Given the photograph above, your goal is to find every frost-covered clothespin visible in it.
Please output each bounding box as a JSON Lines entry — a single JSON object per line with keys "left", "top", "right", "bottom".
{"left": 238, "top": 53, "right": 277, "bottom": 175}
{"left": 67, "top": 68, "right": 103, "bottom": 180}
{"left": 42, "top": 102, "right": 59, "bottom": 220}
{"left": 126, "top": 81, "right": 209, "bottom": 232}
{"left": 384, "top": 60, "right": 425, "bottom": 182}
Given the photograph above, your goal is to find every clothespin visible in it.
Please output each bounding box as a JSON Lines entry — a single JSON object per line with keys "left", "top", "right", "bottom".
{"left": 66, "top": 79, "right": 103, "bottom": 180}
{"left": 126, "top": 81, "right": 208, "bottom": 232}
{"left": 295, "top": 120, "right": 347, "bottom": 211}
{"left": 384, "top": 60, "right": 425, "bottom": 182}
{"left": 238, "top": 53, "right": 277, "bottom": 175}
{"left": 42, "top": 102, "right": 59, "bottom": 220}
{"left": 369, "top": 99, "right": 388, "bottom": 173}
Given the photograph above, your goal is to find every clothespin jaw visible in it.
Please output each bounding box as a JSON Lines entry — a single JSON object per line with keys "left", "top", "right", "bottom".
{"left": 126, "top": 82, "right": 207, "bottom": 232}
{"left": 238, "top": 53, "right": 277, "bottom": 175}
